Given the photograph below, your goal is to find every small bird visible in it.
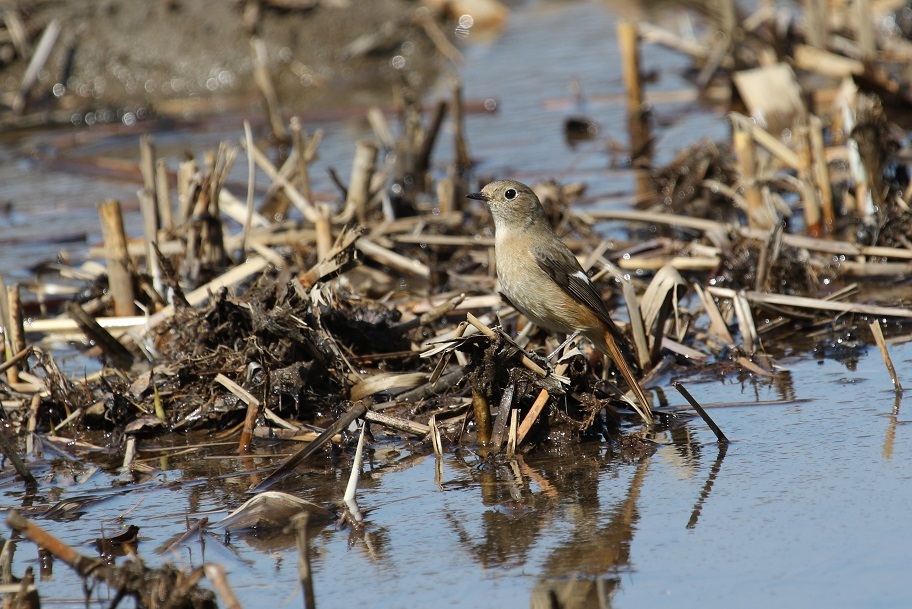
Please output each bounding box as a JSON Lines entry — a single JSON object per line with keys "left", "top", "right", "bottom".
{"left": 467, "top": 179, "right": 651, "bottom": 419}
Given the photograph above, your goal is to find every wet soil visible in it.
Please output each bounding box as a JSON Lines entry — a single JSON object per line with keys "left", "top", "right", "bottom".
{"left": 1, "top": 0, "right": 439, "bottom": 122}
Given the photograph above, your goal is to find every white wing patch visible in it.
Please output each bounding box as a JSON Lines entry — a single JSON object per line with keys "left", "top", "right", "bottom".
{"left": 572, "top": 270, "right": 591, "bottom": 285}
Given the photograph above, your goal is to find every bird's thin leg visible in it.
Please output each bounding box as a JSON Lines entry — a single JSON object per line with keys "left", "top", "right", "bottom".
{"left": 547, "top": 330, "right": 581, "bottom": 361}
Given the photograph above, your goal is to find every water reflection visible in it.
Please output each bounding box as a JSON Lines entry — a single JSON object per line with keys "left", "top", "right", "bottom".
{"left": 882, "top": 391, "right": 902, "bottom": 460}
{"left": 417, "top": 439, "right": 662, "bottom": 608}
{"left": 686, "top": 442, "right": 728, "bottom": 529}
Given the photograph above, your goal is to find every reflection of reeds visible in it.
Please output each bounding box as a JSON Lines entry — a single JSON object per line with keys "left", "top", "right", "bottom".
{"left": 869, "top": 320, "right": 904, "bottom": 391}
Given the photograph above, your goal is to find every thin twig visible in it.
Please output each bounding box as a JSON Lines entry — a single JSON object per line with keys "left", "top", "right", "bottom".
{"left": 869, "top": 320, "right": 903, "bottom": 391}
{"left": 673, "top": 382, "right": 730, "bottom": 444}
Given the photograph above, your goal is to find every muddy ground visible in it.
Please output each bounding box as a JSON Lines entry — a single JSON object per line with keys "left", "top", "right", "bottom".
{"left": 0, "top": 0, "right": 442, "bottom": 121}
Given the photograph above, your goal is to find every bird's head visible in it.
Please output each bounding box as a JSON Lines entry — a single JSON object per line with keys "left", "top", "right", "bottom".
{"left": 466, "top": 179, "right": 546, "bottom": 232}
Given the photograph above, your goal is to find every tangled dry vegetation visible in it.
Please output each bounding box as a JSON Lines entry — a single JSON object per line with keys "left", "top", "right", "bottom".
{"left": 4, "top": 0, "right": 912, "bottom": 604}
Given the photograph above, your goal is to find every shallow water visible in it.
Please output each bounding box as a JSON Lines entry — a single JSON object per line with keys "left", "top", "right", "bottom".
{"left": 5, "top": 349, "right": 911, "bottom": 609}
{"left": 2, "top": 1, "right": 912, "bottom": 608}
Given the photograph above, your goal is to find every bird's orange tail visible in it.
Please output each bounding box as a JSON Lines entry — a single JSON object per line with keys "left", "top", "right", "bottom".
{"left": 600, "top": 331, "right": 653, "bottom": 425}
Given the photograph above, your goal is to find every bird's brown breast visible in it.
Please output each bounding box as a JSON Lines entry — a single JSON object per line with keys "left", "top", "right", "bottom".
{"left": 495, "top": 233, "right": 604, "bottom": 335}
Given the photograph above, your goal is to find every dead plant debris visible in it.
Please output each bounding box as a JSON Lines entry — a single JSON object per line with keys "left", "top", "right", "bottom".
{"left": 3, "top": 1, "right": 912, "bottom": 606}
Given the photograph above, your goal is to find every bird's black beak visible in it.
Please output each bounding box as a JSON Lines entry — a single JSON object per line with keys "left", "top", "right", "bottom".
{"left": 466, "top": 192, "right": 489, "bottom": 202}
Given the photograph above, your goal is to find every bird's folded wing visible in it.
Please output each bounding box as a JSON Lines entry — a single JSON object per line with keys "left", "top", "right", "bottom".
{"left": 532, "top": 245, "right": 627, "bottom": 342}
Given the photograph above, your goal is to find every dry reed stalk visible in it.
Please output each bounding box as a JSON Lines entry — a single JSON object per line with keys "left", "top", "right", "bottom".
{"left": 696, "top": 33, "right": 733, "bottom": 90}
{"left": 673, "top": 382, "right": 730, "bottom": 444}
{"left": 839, "top": 80, "right": 874, "bottom": 217}
{"left": 733, "top": 293, "right": 758, "bottom": 353}
{"left": 3, "top": 11, "right": 30, "bottom": 57}
{"left": 8, "top": 511, "right": 105, "bottom": 577}
{"left": 754, "top": 222, "right": 782, "bottom": 292}
{"left": 506, "top": 409, "right": 519, "bottom": 457}
{"left": 618, "top": 21, "right": 643, "bottom": 116}
{"left": 219, "top": 190, "right": 270, "bottom": 230}
{"left": 618, "top": 19, "right": 650, "bottom": 180}
{"left": 730, "top": 112, "right": 800, "bottom": 169}
{"left": 617, "top": 256, "right": 721, "bottom": 271}
{"left": 437, "top": 173, "right": 460, "bottom": 214}
{"left": 367, "top": 107, "right": 395, "bottom": 149}
{"left": 297, "top": 226, "right": 362, "bottom": 288}
{"left": 429, "top": 415, "right": 443, "bottom": 456}
{"left": 251, "top": 37, "right": 286, "bottom": 140}
{"left": 833, "top": 261, "right": 912, "bottom": 276}
{"left": 250, "top": 400, "right": 369, "bottom": 492}
{"left": 140, "top": 187, "right": 163, "bottom": 298}
{"left": 12, "top": 19, "right": 60, "bottom": 115}
{"left": 0, "top": 273, "right": 9, "bottom": 378}
{"left": 314, "top": 204, "right": 332, "bottom": 261}
{"left": 25, "top": 316, "right": 143, "bottom": 335}
{"left": 693, "top": 284, "right": 735, "bottom": 346}
{"left": 64, "top": 302, "right": 134, "bottom": 369}
{"left": 796, "top": 123, "right": 822, "bottom": 236}
{"left": 5, "top": 285, "right": 25, "bottom": 384}
{"left": 291, "top": 117, "right": 315, "bottom": 204}
{"left": 25, "top": 393, "right": 40, "bottom": 456}
{"left": 373, "top": 210, "right": 464, "bottom": 236}
{"left": 640, "top": 265, "right": 688, "bottom": 362}
{"left": 587, "top": 208, "right": 912, "bottom": 260}
{"left": 177, "top": 159, "right": 198, "bottom": 223}
{"left": 163, "top": 516, "right": 209, "bottom": 553}
{"left": 363, "top": 411, "right": 430, "bottom": 436}
{"left": 803, "top": 0, "right": 827, "bottom": 47}
{"left": 202, "top": 565, "right": 242, "bottom": 609}
{"left": 155, "top": 159, "right": 173, "bottom": 233}
{"left": 809, "top": 115, "right": 835, "bottom": 231}
{"left": 355, "top": 237, "right": 430, "bottom": 277}
{"left": 417, "top": 99, "right": 448, "bottom": 177}
{"left": 708, "top": 286, "right": 912, "bottom": 318}
{"left": 0, "top": 346, "right": 31, "bottom": 381}
{"left": 344, "top": 423, "right": 367, "bottom": 502}
{"left": 413, "top": 7, "right": 464, "bottom": 64}
{"left": 793, "top": 44, "right": 864, "bottom": 77}
{"left": 386, "top": 367, "right": 466, "bottom": 408}
{"left": 348, "top": 140, "right": 379, "bottom": 224}
{"left": 118, "top": 436, "right": 136, "bottom": 483}
{"left": 732, "top": 118, "right": 772, "bottom": 229}
{"left": 244, "top": 139, "right": 318, "bottom": 222}
{"left": 490, "top": 383, "right": 515, "bottom": 450}
{"left": 517, "top": 361, "right": 570, "bottom": 445}
{"left": 395, "top": 293, "right": 465, "bottom": 332}
{"left": 98, "top": 200, "right": 137, "bottom": 316}
{"left": 869, "top": 320, "right": 903, "bottom": 391}
{"left": 393, "top": 233, "right": 494, "bottom": 247}
{"left": 241, "top": 120, "right": 256, "bottom": 256}
{"left": 10, "top": 566, "right": 37, "bottom": 607}
{"left": 451, "top": 78, "right": 471, "bottom": 177}
{"left": 636, "top": 22, "right": 714, "bottom": 63}
{"left": 472, "top": 389, "right": 492, "bottom": 445}
{"left": 139, "top": 136, "right": 158, "bottom": 219}
{"left": 215, "top": 373, "right": 261, "bottom": 453}
{"left": 855, "top": 0, "right": 876, "bottom": 59}
{"left": 621, "top": 279, "right": 650, "bottom": 370}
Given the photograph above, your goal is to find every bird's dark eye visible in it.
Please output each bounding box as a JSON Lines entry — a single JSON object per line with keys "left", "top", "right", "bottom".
{"left": 504, "top": 188, "right": 517, "bottom": 200}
